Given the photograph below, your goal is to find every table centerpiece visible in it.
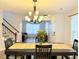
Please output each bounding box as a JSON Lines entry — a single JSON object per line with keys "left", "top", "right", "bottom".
{"left": 36, "top": 30, "right": 47, "bottom": 44}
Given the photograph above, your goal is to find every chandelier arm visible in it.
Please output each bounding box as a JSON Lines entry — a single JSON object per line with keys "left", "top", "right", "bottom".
{"left": 33, "top": 0, "right": 37, "bottom": 12}
{"left": 37, "top": 15, "right": 39, "bottom": 21}
{"left": 33, "top": 0, "right": 37, "bottom": 2}
{"left": 34, "top": 5, "right": 36, "bottom": 12}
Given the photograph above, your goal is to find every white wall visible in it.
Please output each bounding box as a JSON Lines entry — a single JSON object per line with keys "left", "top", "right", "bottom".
{"left": 0, "top": 9, "right": 5, "bottom": 51}
{"left": 48, "top": 9, "right": 77, "bottom": 44}
{"left": 3, "top": 11, "right": 23, "bottom": 42}
{"left": 48, "top": 14, "right": 67, "bottom": 43}
{"left": 54, "top": 14, "right": 71, "bottom": 44}
{"left": 54, "top": 13, "right": 65, "bottom": 43}
{"left": 64, "top": 16, "right": 71, "bottom": 44}
{"left": 64, "top": 8, "right": 78, "bottom": 44}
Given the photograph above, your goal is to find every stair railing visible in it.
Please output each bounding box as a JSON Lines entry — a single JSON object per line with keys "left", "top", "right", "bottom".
{"left": 2, "top": 18, "right": 19, "bottom": 42}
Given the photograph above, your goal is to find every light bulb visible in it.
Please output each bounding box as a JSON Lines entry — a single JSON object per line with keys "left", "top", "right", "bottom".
{"left": 34, "top": 16, "right": 38, "bottom": 20}
{"left": 29, "top": 11, "right": 32, "bottom": 16}
{"left": 38, "top": 16, "right": 43, "bottom": 22}
{"left": 33, "top": 18, "right": 36, "bottom": 21}
{"left": 25, "top": 16, "right": 30, "bottom": 21}
{"left": 35, "top": 11, "right": 39, "bottom": 15}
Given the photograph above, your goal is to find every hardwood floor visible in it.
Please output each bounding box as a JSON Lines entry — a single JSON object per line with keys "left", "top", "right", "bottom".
{"left": 0, "top": 51, "right": 6, "bottom": 59}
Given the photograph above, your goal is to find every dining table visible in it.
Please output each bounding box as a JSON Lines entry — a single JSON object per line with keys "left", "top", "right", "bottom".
{"left": 5, "top": 42, "right": 77, "bottom": 59}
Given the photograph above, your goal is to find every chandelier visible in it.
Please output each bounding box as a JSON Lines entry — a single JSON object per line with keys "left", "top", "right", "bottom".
{"left": 25, "top": 0, "right": 44, "bottom": 24}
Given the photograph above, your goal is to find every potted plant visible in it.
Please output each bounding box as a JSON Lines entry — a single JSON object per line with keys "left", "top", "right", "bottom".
{"left": 36, "top": 30, "right": 47, "bottom": 44}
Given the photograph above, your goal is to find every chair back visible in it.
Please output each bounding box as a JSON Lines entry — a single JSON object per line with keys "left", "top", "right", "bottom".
{"left": 4, "top": 38, "right": 13, "bottom": 49}
{"left": 72, "top": 39, "right": 78, "bottom": 55}
{"left": 35, "top": 45, "right": 52, "bottom": 59}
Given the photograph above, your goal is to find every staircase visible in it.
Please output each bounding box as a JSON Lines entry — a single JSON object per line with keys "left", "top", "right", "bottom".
{"left": 2, "top": 18, "right": 19, "bottom": 42}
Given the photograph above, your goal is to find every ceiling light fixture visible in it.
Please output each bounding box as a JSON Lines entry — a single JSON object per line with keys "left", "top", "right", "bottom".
{"left": 25, "top": 0, "right": 44, "bottom": 24}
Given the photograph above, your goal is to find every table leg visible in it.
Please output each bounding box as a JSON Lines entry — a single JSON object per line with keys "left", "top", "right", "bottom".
{"left": 21, "top": 56, "right": 24, "bottom": 59}
{"left": 73, "top": 55, "right": 75, "bottom": 59}
{"left": 51, "top": 56, "right": 57, "bottom": 59}
{"left": 62, "top": 56, "right": 63, "bottom": 59}
{"left": 15, "top": 55, "right": 17, "bottom": 59}
{"left": 26, "top": 55, "right": 31, "bottom": 59}
{"left": 6, "top": 55, "right": 9, "bottom": 59}
{"left": 34, "top": 55, "right": 36, "bottom": 59}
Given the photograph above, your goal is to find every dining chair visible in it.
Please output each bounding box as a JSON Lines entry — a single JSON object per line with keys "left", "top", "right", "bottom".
{"left": 35, "top": 45, "right": 52, "bottom": 59}
{"left": 62, "top": 39, "right": 78, "bottom": 59}
{"left": 4, "top": 38, "right": 24, "bottom": 59}
{"left": 5, "top": 38, "right": 13, "bottom": 50}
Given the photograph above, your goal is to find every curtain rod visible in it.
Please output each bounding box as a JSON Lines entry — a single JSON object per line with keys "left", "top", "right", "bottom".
{"left": 68, "top": 13, "right": 78, "bottom": 17}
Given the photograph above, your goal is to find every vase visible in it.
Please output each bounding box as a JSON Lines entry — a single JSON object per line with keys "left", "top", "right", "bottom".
{"left": 39, "top": 39, "right": 43, "bottom": 45}
{"left": 39, "top": 42, "right": 42, "bottom": 45}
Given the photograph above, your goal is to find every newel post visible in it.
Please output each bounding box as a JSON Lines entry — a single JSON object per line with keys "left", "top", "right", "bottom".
{"left": 15, "top": 33, "right": 17, "bottom": 42}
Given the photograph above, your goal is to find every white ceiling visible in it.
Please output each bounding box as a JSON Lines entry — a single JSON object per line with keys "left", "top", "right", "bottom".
{"left": 0, "top": 0, "right": 78, "bottom": 15}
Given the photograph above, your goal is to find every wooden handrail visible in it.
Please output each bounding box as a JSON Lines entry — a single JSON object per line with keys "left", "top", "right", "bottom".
{"left": 2, "top": 23, "right": 15, "bottom": 34}
{"left": 3, "top": 18, "right": 19, "bottom": 33}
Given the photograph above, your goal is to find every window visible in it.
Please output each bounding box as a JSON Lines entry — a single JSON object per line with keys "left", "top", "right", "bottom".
{"left": 45, "top": 21, "right": 51, "bottom": 34}
{"left": 22, "top": 21, "right": 51, "bottom": 37}
{"left": 26, "top": 23, "right": 40, "bottom": 34}
{"left": 22, "top": 21, "right": 52, "bottom": 42}
{"left": 71, "top": 14, "right": 78, "bottom": 44}
{"left": 25, "top": 22, "right": 51, "bottom": 34}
